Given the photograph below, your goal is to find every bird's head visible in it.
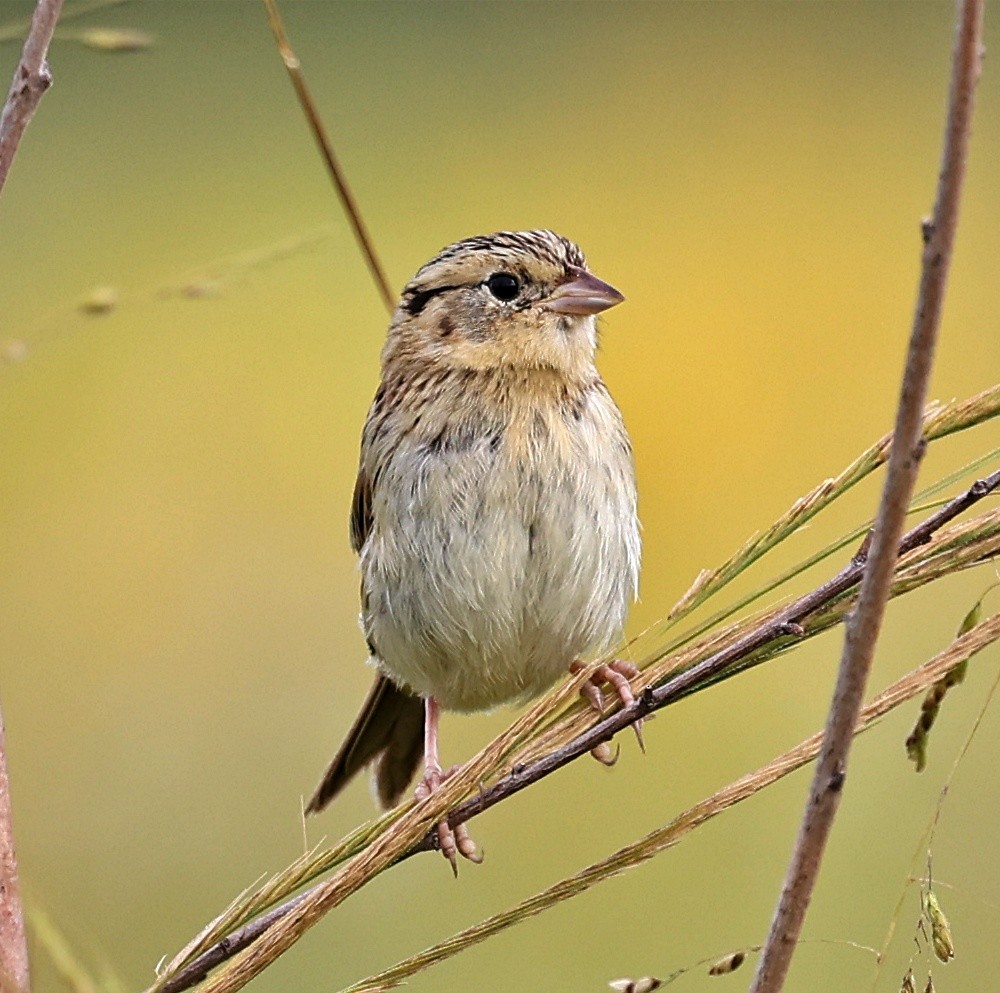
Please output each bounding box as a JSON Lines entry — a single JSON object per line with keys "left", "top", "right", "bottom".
{"left": 384, "top": 230, "right": 624, "bottom": 378}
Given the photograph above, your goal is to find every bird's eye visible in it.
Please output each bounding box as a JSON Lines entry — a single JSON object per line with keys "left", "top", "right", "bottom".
{"left": 485, "top": 272, "right": 521, "bottom": 302}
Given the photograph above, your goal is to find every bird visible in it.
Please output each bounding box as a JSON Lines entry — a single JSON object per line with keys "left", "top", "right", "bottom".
{"left": 306, "top": 229, "right": 641, "bottom": 868}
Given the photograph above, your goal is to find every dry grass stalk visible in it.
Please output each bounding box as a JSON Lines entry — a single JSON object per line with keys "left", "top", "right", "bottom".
{"left": 262, "top": 0, "right": 394, "bottom": 314}
{"left": 148, "top": 451, "right": 1000, "bottom": 993}
{"left": 333, "top": 612, "right": 1000, "bottom": 993}
{"left": 665, "top": 381, "right": 1000, "bottom": 629}
{"left": 516, "top": 508, "right": 1000, "bottom": 768}
{"left": 750, "top": 2, "right": 985, "bottom": 986}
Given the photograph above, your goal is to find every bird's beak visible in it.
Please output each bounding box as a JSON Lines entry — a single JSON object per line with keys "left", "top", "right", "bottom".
{"left": 545, "top": 265, "right": 625, "bottom": 316}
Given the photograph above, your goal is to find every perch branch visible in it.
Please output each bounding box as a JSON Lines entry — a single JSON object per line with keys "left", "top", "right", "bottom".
{"left": 0, "top": 0, "right": 64, "bottom": 198}
{"left": 338, "top": 612, "right": 1000, "bottom": 993}
{"left": 425, "top": 468, "right": 1000, "bottom": 833}
{"left": 147, "top": 467, "right": 1000, "bottom": 993}
{"left": 749, "top": 2, "right": 984, "bottom": 991}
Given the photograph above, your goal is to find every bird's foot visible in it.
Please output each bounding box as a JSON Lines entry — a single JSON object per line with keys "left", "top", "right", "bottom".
{"left": 415, "top": 763, "right": 483, "bottom": 875}
{"left": 570, "top": 659, "right": 645, "bottom": 762}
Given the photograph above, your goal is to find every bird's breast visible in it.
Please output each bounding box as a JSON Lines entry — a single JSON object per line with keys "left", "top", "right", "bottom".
{"left": 359, "top": 377, "right": 640, "bottom": 711}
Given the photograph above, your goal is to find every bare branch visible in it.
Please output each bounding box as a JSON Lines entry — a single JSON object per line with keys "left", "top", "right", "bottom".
{"left": 146, "top": 467, "right": 1000, "bottom": 993}
{"left": 0, "top": 0, "right": 65, "bottom": 198}
{"left": 0, "top": 702, "right": 29, "bottom": 993}
{"left": 749, "top": 3, "right": 985, "bottom": 991}
{"left": 0, "top": 4, "right": 69, "bottom": 986}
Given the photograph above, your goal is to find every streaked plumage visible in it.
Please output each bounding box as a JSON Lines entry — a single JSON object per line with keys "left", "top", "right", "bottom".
{"left": 307, "top": 230, "right": 640, "bottom": 861}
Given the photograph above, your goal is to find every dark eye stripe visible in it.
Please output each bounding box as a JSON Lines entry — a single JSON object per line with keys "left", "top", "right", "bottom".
{"left": 402, "top": 283, "right": 460, "bottom": 317}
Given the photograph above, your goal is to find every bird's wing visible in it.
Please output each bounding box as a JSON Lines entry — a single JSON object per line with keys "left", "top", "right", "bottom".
{"left": 350, "top": 379, "right": 394, "bottom": 555}
{"left": 307, "top": 384, "right": 424, "bottom": 813}
{"left": 349, "top": 463, "right": 372, "bottom": 555}
{"left": 305, "top": 672, "right": 424, "bottom": 813}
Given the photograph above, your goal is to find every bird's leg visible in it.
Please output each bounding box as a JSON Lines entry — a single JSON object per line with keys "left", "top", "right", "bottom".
{"left": 569, "top": 659, "right": 645, "bottom": 760}
{"left": 415, "top": 696, "right": 482, "bottom": 873}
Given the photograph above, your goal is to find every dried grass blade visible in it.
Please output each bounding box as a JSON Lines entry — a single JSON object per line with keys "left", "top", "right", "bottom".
{"left": 337, "top": 613, "right": 1000, "bottom": 993}
{"left": 663, "top": 384, "right": 1000, "bottom": 628}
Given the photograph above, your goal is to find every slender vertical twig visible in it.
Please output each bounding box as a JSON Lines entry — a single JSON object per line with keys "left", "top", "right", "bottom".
{"left": 262, "top": 0, "right": 395, "bottom": 315}
{"left": 0, "top": 0, "right": 65, "bottom": 198}
{"left": 0, "top": 3, "right": 68, "bottom": 986}
{"left": 0, "top": 703, "right": 29, "bottom": 993}
{"left": 748, "top": 3, "right": 985, "bottom": 991}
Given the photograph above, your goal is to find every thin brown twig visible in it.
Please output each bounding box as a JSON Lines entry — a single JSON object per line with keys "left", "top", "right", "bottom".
{"left": 262, "top": 0, "right": 395, "bottom": 315}
{"left": 0, "top": 4, "right": 68, "bottom": 986}
{"left": 748, "top": 3, "right": 985, "bottom": 991}
{"left": 0, "top": 702, "right": 29, "bottom": 993}
{"left": 146, "top": 466, "right": 1000, "bottom": 993}
{"left": 0, "top": 0, "right": 64, "bottom": 198}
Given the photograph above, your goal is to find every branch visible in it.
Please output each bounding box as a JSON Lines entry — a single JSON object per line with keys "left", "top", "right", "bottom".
{"left": 431, "top": 467, "right": 1000, "bottom": 834}
{"left": 749, "top": 3, "right": 985, "bottom": 991}
{"left": 0, "top": 0, "right": 65, "bottom": 198}
{"left": 338, "top": 612, "right": 1000, "bottom": 993}
{"left": 0, "top": 4, "right": 69, "bottom": 989}
{"left": 0, "top": 702, "right": 29, "bottom": 993}
{"left": 147, "top": 466, "right": 1000, "bottom": 993}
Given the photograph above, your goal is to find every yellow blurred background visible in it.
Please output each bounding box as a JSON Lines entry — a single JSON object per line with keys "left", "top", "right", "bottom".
{"left": 1, "top": 2, "right": 999, "bottom": 991}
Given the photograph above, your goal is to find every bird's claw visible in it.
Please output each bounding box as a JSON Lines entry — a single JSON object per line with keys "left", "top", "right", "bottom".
{"left": 590, "top": 740, "right": 620, "bottom": 766}
{"left": 571, "top": 659, "right": 645, "bottom": 758}
{"left": 415, "top": 764, "right": 483, "bottom": 873}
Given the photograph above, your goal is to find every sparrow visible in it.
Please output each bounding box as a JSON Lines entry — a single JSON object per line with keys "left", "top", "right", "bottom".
{"left": 306, "top": 230, "right": 641, "bottom": 867}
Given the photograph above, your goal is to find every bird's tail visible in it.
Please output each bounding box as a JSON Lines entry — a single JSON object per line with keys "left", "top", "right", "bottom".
{"left": 305, "top": 673, "right": 424, "bottom": 813}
